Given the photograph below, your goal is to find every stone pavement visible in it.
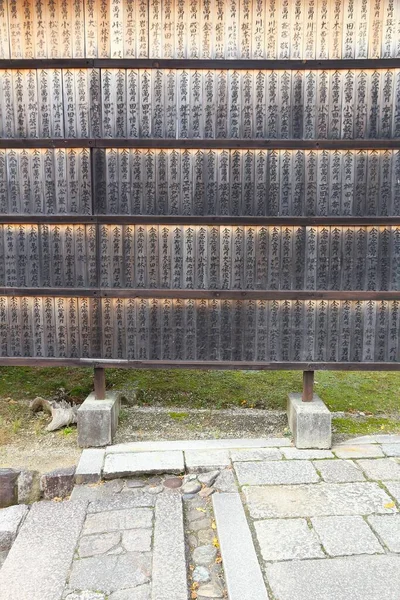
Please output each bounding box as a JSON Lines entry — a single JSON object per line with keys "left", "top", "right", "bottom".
{"left": 0, "top": 434, "right": 400, "bottom": 599}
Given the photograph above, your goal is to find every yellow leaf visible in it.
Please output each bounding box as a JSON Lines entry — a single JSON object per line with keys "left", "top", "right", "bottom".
{"left": 211, "top": 521, "right": 217, "bottom": 530}
{"left": 384, "top": 501, "right": 395, "bottom": 509}
{"left": 213, "top": 537, "right": 220, "bottom": 548}
{"left": 381, "top": 425, "right": 386, "bottom": 430}
{"left": 196, "top": 507, "right": 206, "bottom": 513}
{"left": 215, "top": 556, "right": 222, "bottom": 564}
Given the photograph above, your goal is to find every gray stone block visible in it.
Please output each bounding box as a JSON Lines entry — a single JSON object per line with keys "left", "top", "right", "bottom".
{"left": 266, "top": 555, "right": 400, "bottom": 600}
{"left": 152, "top": 493, "right": 187, "bottom": 600}
{"left": 107, "top": 438, "right": 292, "bottom": 454}
{"left": 0, "top": 469, "right": 20, "bottom": 508}
{"left": 282, "top": 448, "right": 334, "bottom": 460}
{"left": 315, "top": 459, "right": 365, "bottom": 483}
{"left": 122, "top": 529, "right": 152, "bottom": 552}
{"left": 213, "top": 469, "right": 237, "bottom": 492}
{"left": 287, "top": 393, "right": 332, "bottom": 449}
{"left": 78, "top": 392, "right": 121, "bottom": 448}
{"left": 234, "top": 460, "right": 319, "bottom": 486}
{"left": 18, "top": 470, "right": 41, "bottom": 504}
{"left": 75, "top": 449, "right": 105, "bottom": 484}
{"left": 103, "top": 451, "right": 184, "bottom": 478}
{"left": 356, "top": 458, "right": 400, "bottom": 481}
{"left": 230, "top": 448, "right": 282, "bottom": 461}
{"left": 83, "top": 508, "right": 153, "bottom": 535}
{"left": 333, "top": 444, "right": 384, "bottom": 459}
{"left": 0, "top": 500, "right": 87, "bottom": 600}
{"left": 0, "top": 505, "right": 29, "bottom": 552}
{"left": 87, "top": 493, "right": 156, "bottom": 514}
{"left": 213, "top": 493, "right": 269, "bottom": 600}
{"left": 311, "top": 516, "right": 383, "bottom": 556}
{"left": 255, "top": 518, "right": 324, "bottom": 561}
{"left": 40, "top": 466, "right": 76, "bottom": 500}
{"left": 381, "top": 444, "right": 400, "bottom": 457}
{"left": 368, "top": 515, "right": 400, "bottom": 552}
{"left": 184, "top": 449, "right": 231, "bottom": 472}
{"left": 244, "top": 482, "right": 397, "bottom": 519}
{"left": 78, "top": 532, "right": 121, "bottom": 558}
{"left": 69, "top": 552, "right": 151, "bottom": 595}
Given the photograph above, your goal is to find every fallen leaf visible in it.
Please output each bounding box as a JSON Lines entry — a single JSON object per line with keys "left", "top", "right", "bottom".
{"left": 384, "top": 501, "right": 395, "bottom": 509}
{"left": 215, "top": 556, "right": 222, "bottom": 564}
{"left": 213, "top": 537, "right": 220, "bottom": 548}
{"left": 196, "top": 507, "right": 206, "bottom": 513}
{"left": 211, "top": 521, "right": 217, "bottom": 530}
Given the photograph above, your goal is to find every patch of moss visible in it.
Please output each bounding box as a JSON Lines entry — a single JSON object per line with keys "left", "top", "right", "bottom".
{"left": 168, "top": 411, "right": 189, "bottom": 421}
{"left": 333, "top": 416, "right": 400, "bottom": 436}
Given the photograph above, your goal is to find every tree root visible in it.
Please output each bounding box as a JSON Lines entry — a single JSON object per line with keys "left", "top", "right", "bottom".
{"left": 30, "top": 396, "right": 78, "bottom": 432}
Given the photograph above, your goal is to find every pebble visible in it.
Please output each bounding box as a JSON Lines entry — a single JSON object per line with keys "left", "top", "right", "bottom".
{"left": 199, "top": 487, "right": 215, "bottom": 498}
{"left": 197, "top": 580, "right": 224, "bottom": 598}
{"left": 193, "top": 544, "right": 218, "bottom": 566}
{"left": 147, "top": 485, "right": 163, "bottom": 495}
{"left": 125, "top": 479, "right": 145, "bottom": 489}
{"left": 198, "top": 471, "right": 219, "bottom": 487}
{"left": 189, "top": 517, "right": 211, "bottom": 532}
{"left": 163, "top": 477, "right": 182, "bottom": 489}
{"left": 184, "top": 474, "right": 199, "bottom": 483}
{"left": 192, "top": 566, "right": 211, "bottom": 583}
{"left": 182, "top": 481, "right": 202, "bottom": 495}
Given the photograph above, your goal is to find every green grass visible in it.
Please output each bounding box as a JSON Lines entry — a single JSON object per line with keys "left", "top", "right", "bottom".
{"left": 1, "top": 367, "right": 400, "bottom": 441}
{"left": 1, "top": 366, "right": 400, "bottom": 413}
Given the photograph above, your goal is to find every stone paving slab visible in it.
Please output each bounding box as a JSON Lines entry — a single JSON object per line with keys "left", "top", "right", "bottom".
{"left": 381, "top": 444, "right": 400, "bottom": 457}
{"left": 83, "top": 508, "right": 153, "bottom": 535}
{"left": 103, "top": 451, "right": 185, "bottom": 478}
{"left": 213, "top": 493, "right": 269, "bottom": 600}
{"left": 75, "top": 449, "right": 105, "bottom": 485}
{"left": 311, "top": 516, "right": 383, "bottom": 556}
{"left": 234, "top": 460, "right": 319, "bottom": 486}
{"left": 107, "top": 438, "right": 292, "bottom": 454}
{"left": 373, "top": 435, "right": 400, "bottom": 444}
{"left": 87, "top": 492, "right": 156, "bottom": 513}
{"left": 68, "top": 552, "right": 152, "bottom": 595}
{"left": 333, "top": 445, "right": 384, "bottom": 459}
{"left": 356, "top": 458, "right": 400, "bottom": 481}
{"left": 185, "top": 449, "right": 231, "bottom": 472}
{"left": 230, "top": 448, "right": 282, "bottom": 462}
{"left": 0, "top": 505, "right": 28, "bottom": 538}
{"left": 244, "top": 482, "right": 397, "bottom": 519}
{"left": 368, "top": 514, "right": 400, "bottom": 552}
{"left": 266, "top": 555, "right": 400, "bottom": 600}
{"left": 380, "top": 481, "right": 400, "bottom": 503}
{"left": 0, "top": 500, "right": 87, "bottom": 600}
{"left": 282, "top": 448, "right": 334, "bottom": 460}
{"left": 151, "top": 493, "right": 187, "bottom": 600}
{"left": 313, "top": 460, "right": 365, "bottom": 483}
{"left": 255, "top": 518, "right": 324, "bottom": 561}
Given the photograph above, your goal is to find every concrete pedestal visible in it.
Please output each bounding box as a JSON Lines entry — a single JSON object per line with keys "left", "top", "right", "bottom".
{"left": 77, "top": 392, "right": 121, "bottom": 448}
{"left": 287, "top": 393, "right": 332, "bottom": 449}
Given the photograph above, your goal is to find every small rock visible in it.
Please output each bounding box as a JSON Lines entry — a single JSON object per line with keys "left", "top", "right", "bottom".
{"left": 190, "top": 517, "right": 211, "bottom": 532}
{"left": 163, "top": 477, "right": 182, "bottom": 489}
{"left": 199, "top": 487, "right": 215, "bottom": 498}
{"left": 18, "top": 470, "right": 41, "bottom": 504}
{"left": 198, "top": 471, "right": 219, "bottom": 487}
{"left": 147, "top": 476, "right": 162, "bottom": 485}
{"left": 187, "top": 508, "right": 207, "bottom": 522}
{"left": 197, "top": 529, "right": 215, "bottom": 545}
{"left": 0, "top": 469, "right": 20, "bottom": 508}
{"left": 40, "top": 466, "right": 75, "bottom": 500}
{"left": 184, "top": 474, "right": 198, "bottom": 483}
{"left": 193, "top": 566, "right": 211, "bottom": 583}
{"left": 182, "top": 481, "right": 201, "bottom": 495}
{"left": 197, "top": 580, "right": 224, "bottom": 598}
{"left": 213, "top": 469, "right": 237, "bottom": 493}
{"left": 182, "top": 494, "right": 197, "bottom": 500}
{"left": 102, "top": 479, "right": 124, "bottom": 493}
{"left": 188, "top": 534, "right": 197, "bottom": 548}
{"left": 147, "top": 485, "right": 163, "bottom": 495}
{"left": 193, "top": 544, "right": 218, "bottom": 566}
{"left": 125, "top": 479, "right": 146, "bottom": 489}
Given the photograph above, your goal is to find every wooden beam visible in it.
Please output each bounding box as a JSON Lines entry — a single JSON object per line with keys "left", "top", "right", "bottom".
{"left": 302, "top": 371, "right": 315, "bottom": 402}
{"left": 94, "top": 367, "right": 106, "bottom": 399}
{"left": 1, "top": 58, "right": 400, "bottom": 70}
{"left": 0, "top": 357, "right": 400, "bottom": 371}
{"left": 0, "top": 139, "right": 400, "bottom": 150}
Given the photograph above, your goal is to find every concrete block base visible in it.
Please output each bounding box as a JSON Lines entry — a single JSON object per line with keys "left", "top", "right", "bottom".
{"left": 287, "top": 393, "right": 332, "bottom": 449}
{"left": 77, "top": 392, "right": 121, "bottom": 448}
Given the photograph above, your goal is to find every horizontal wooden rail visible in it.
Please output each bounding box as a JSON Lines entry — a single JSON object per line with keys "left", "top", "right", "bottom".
{"left": 0, "top": 139, "right": 399, "bottom": 150}
{"left": 0, "top": 288, "right": 399, "bottom": 300}
{"left": 1, "top": 58, "right": 400, "bottom": 70}
{"left": 1, "top": 216, "right": 400, "bottom": 226}
{"left": 0, "top": 357, "right": 400, "bottom": 371}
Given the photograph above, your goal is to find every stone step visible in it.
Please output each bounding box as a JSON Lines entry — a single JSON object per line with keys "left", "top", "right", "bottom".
{"left": 151, "top": 492, "right": 187, "bottom": 600}
{"left": 0, "top": 500, "right": 87, "bottom": 600}
{"left": 213, "top": 492, "right": 269, "bottom": 600}
{"left": 107, "top": 437, "right": 292, "bottom": 454}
